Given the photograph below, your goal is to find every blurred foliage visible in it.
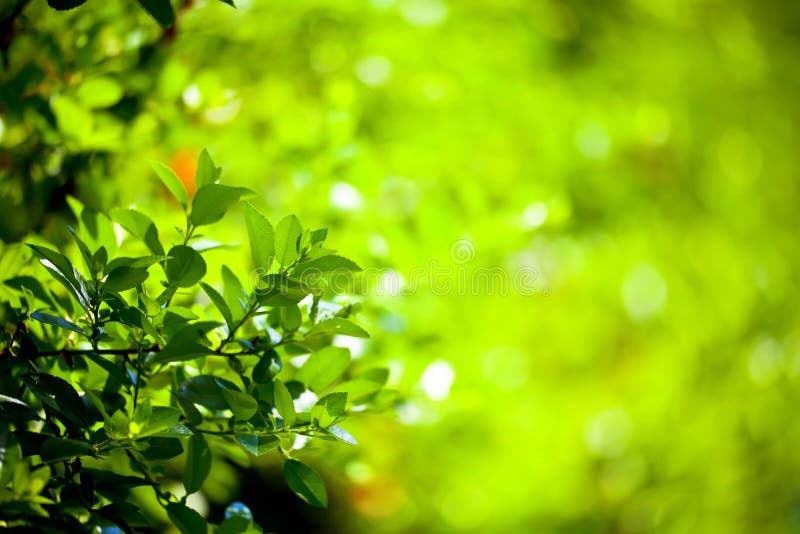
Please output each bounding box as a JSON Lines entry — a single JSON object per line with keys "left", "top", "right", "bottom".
{"left": 2, "top": 0, "right": 800, "bottom": 532}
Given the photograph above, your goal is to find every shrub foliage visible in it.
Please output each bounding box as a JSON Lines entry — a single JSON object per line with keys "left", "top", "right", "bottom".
{"left": 0, "top": 151, "right": 389, "bottom": 532}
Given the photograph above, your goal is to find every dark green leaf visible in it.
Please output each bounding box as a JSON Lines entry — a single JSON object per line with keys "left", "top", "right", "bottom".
{"left": 30, "top": 311, "right": 87, "bottom": 338}
{"left": 190, "top": 184, "right": 244, "bottom": 226}
{"left": 283, "top": 459, "right": 327, "bottom": 508}
{"left": 252, "top": 350, "right": 282, "bottom": 383}
{"left": 166, "top": 503, "right": 206, "bottom": 534}
{"left": 274, "top": 214, "right": 302, "bottom": 267}
{"left": 178, "top": 375, "right": 240, "bottom": 410}
{"left": 40, "top": 438, "right": 94, "bottom": 462}
{"left": 242, "top": 201, "right": 275, "bottom": 271}
{"left": 138, "top": 0, "right": 176, "bottom": 28}
{"left": 166, "top": 245, "right": 207, "bottom": 288}
{"left": 296, "top": 347, "right": 351, "bottom": 392}
{"left": 150, "top": 161, "right": 186, "bottom": 208}
{"left": 46, "top": 0, "right": 87, "bottom": 10}
{"left": 139, "top": 437, "right": 184, "bottom": 461}
{"left": 183, "top": 433, "right": 211, "bottom": 495}
{"left": 140, "top": 406, "right": 182, "bottom": 437}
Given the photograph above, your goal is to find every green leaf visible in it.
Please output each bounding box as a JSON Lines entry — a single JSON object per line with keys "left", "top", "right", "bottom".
{"left": 179, "top": 375, "right": 240, "bottom": 410}
{"left": 221, "top": 389, "right": 258, "bottom": 421}
{"left": 140, "top": 406, "right": 182, "bottom": 437}
{"left": 327, "top": 425, "right": 358, "bottom": 445}
{"left": 252, "top": 350, "right": 282, "bottom": 383}
{"left": 137, "top": 0, "right": 176, "bottom": 28}
{"left": 274, "top": 214, "right": 302, "bottom": 267}
{"left": 0, "top": 429, "right": 22, "bottom": 489}
{"left": 166, "top": 245, "right": 207, "bottom": 288}
{"left": 283, "top": 459, "right": 327, "bottom": 508}
{"left": 23, "top": 373, "right": 89, "bottom": 428}
{"left": 235, "top": 433, "right": 279, "bottom": 456}
{"left": 311, "top": 392, "right": 348, "bottom": 428}
{"left": 103, "top": 266, "right": 149, "bottom": 293}
{"left": 105, "top": 255, "right": 166, "bottom": 274}
{"left": 307, "top": 317, "right": 369, "bottom": 338}
{"left": 166, "top": 503, "right": 206, "bottom": 534}
{"left": 273, "top": 379, "right": 296, "bottom": 427}
{"left": 309, "top": 228, "right": 328, "bottom": 245}
{"left": 139, "top": 437, "right": 184, "bottom": 461}
{"left": 190, "top": 184, "right": 244, "bottom": 226}
{"left": 242, "top": 201, "right": 275, "bottom": 271}
{"left": 222, "top": 265, "right": 249, "bottom": 322}
{"left": 26, "top": 243, "right": 91, "bottom": 312}
{"left": 150, "top": 161, "right": 187, "bottom": 209}
{"left": 195, "top": 149, "right": 221, "bottom": 188}
{"left": 183, "top": 433, "right": 211, "bottom": 495}
{"left": 76, "top": 77, "right": 123, "bottom": 109}
{"left": 293, "top": 255, "right": 361, "bottom": 277}
{"left": 296, "top": 347, "right": 351, "bottom": 392}
{"left": 30, "top": 311, "right": 87, "bottom": 338}
{"left": 40, "top": 438, "right": 94, "bottom": 462}
{"left": 110, "top": 208, "right": 165, "bottom": 257}
{"left": 201, "top": 282, "right": 233, "bottom": 329}
{"left": 152, "top": 321, "right": 218, "bottom": 364}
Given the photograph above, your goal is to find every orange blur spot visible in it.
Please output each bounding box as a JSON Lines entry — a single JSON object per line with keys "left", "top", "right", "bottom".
{"left": 169, "top": 149, "right": 199, "bottom": 199}
{"left": 348, "top": 478, "right": 407, "bottom": 518}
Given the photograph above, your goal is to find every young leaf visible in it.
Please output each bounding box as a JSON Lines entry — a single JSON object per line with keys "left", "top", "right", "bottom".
{"left": 110, "top": 208, "right": 165, "bottom": 257}
{"left": 200, "top": 282, "right": 233, "bottom": 329}
{"left": 311, "top": 392, "right": 348, "bottom": 428}
{"left": 274, "top": 215, "right": 302, "bottom": 267}
{"left": 235, "top": 433, "right": 279, "bottom": 456}
{"left": 103, "top": 266, "right": 149, "bottom": 293}
{"left": 166, "top": 503, "right": 206, "bottom": 534}
{"left": 166, "top": 245, "right": 207, "bottom": 288}
{"left": 293, "top": 255, "right": 361, "bottom": 277}
{"left": 190, "top": 184, "right": 244, "bottom": 226}
{"left": 222, "top": 265, "right": 249, "bottom": 321}
{"left": 307, "top": 318, "right": 369, "bottom": 338}
{"left": 195, "top": 149, "right": 221, "bottom": 188}
{"left": 295, "top": 347, "right": 351, "bottom": 392}
{"left": 273, "top": 379, "right": 296, "bottom": 427}
{"left": 242, "top": 201, "right": 275, "bottom": 271}
{"left": 283, "top": 459, "right": 327, "bottom": 508}
{"left": 150, "top": 161, "right": 187, "bottom": 209}
{"left": 30, "top": 311, "right": 87, "bottom": 338}
{"left": 183, "top": 433, "right": 211, "bottom": 495}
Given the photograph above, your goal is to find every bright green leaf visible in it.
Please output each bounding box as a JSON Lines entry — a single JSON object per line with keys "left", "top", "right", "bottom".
{"left": 150, "top": 161, "right": 187, "bottom": 209}
{"left": 296, "top": 347, "right": 351, "bottom": 392}
{"left": 274, "top": 214, "right": 302, "bottom": 267}
{"left": 273, "top": 379, "right": 296, "bottom": 427}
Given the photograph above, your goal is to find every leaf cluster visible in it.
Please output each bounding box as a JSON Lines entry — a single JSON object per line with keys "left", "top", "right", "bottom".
{"left": 0, "top": 151, "right": 394, "bottom": 532}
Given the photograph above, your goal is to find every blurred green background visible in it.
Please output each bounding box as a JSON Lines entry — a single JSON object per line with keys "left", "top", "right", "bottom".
{"left": 3, "top": 0, "right": 800, "bottom": 532}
